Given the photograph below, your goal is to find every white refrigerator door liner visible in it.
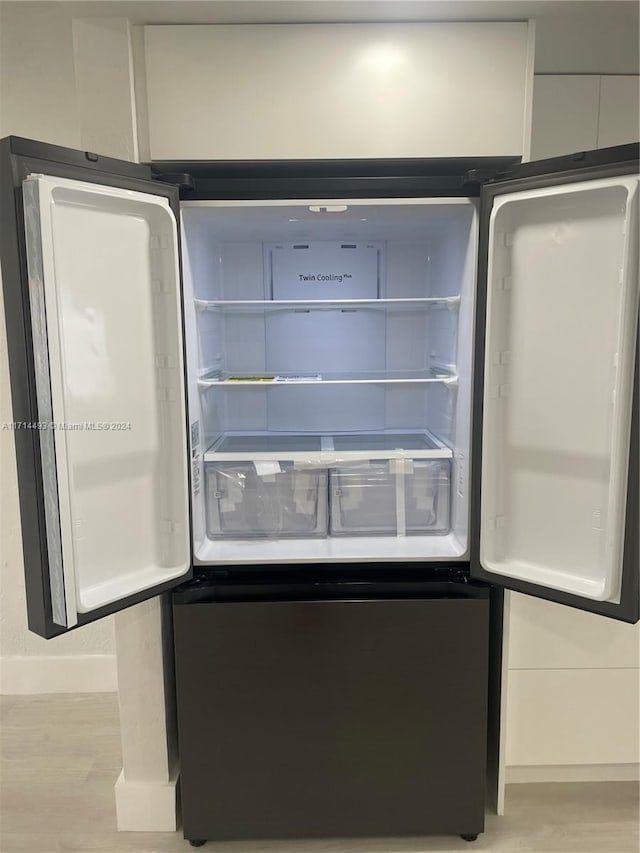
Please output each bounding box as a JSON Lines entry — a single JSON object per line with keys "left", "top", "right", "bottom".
{"left": 24, "top": 174, "right": 190, "bottom": 624}
{"left": 480, "top": 176, "right": 639, "bottom": 602}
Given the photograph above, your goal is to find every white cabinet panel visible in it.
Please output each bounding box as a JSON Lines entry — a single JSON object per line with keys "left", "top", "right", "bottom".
{"left": 144, "top": 23, "right": 532, "bottom": 160}
{"left": 509, "top": 593, "right": 640, "bottom": 670}
{"left": 598, "top": 76, "right": 640, "bottom": 148}
{"left": 531, "top": 74, "right": 639, "bottom": 160}
{"left": 506, "top": 669, "right": 640, "bottom": 766}
{"left": 530, "top": 75, "right": 600, "bottom": 159}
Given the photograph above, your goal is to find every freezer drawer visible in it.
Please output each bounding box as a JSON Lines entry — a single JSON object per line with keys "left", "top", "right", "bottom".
{"left": 173, "top": 586, "right": 490, "bottom": 842}
{"left": 206, "top": 461, "right": 328, "bottom": 538}
{"left": 330, "top": 459, "right": 451, "bottom": 535}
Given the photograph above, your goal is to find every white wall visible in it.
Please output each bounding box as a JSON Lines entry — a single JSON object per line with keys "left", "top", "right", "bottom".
{"left": 0, "top": 3, "right": 117, "bottom": 694}
{"left": 0, "top": 3, "right": 79, "bottom": 147}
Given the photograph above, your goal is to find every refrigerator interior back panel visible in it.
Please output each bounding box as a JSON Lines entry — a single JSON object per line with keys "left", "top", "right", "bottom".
{"left": 265, "top": 309, "right": 387, "bottom": 375}
{"left": 23, "top": 175, "right": 191, "bottom": 618}
{"left": 267, "top": 385, "right": 387, "bottom": 433}
{"left": 481, "top": 176, "right": 639, "bottom": 603}
{"left": 180, "top": 199, "right": 477, "bottom": 563}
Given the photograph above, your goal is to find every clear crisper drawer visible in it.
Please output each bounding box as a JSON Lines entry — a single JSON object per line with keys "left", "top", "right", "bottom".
{"left": 206, "top": 462, "right": 328, "bottom": 539}
{"left": 330, "top": 459, "right": 451, "bottom": 536}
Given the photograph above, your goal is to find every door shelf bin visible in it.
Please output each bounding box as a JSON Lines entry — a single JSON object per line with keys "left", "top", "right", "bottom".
{"left": 206, "top": 462, "right": 328, "bottom": 539}
{"left": 330, "top": 459, "right": 451, "bottom": 536}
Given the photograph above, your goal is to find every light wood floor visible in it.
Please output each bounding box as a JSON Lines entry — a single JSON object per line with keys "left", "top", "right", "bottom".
{"left": 1, "top": 694, "right": 638, "bottom": 853}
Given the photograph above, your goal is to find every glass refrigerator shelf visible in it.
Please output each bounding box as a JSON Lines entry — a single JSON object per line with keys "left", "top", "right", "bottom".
{"left": 202, "top": 429, "right": 453, "bottom": 463}
{"left": 197, "top": 368, "right": 458, "bottom": 388}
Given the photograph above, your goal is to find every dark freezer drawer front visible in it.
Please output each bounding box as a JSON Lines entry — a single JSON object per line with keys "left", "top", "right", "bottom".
{"left": 174, "top": 594, "right": 490, "bottom": 842}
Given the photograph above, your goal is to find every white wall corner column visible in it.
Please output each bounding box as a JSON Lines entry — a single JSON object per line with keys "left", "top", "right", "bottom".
{"left": 71, "top": 17, "right": 140, "bottom": 161}
{"left": 129, "top": 24, "right": 152, "bottom": 163}
{"left": 0, "top": 5, "right": 123, "bottom": 694}
{"left": 521, "top": 20, "right": 536, "bottom": 162}
{"left": 69, "top": 15, "right": 178, "bottom": 832}
{"left": 114, "top": 597, "right": 179, "bottom": 832}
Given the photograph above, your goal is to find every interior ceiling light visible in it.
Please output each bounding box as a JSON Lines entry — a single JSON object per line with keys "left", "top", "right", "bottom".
{"left": 308, "top": 205, "right": 349, "bottom": 213}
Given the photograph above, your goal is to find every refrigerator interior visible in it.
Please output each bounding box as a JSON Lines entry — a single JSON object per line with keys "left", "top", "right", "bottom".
{"left": 180, "top": 199, "right": 477, "bottom": 564}
{"left": 481, "top": 176, "right": 639, "bottom": 603}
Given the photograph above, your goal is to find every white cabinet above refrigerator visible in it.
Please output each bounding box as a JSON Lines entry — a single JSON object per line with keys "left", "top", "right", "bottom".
{"left": 143, "top": 23, "right": 535, "bottom": 161}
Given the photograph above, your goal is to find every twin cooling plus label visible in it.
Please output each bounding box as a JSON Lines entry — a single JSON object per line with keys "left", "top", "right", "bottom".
{"left": 297, "top": 273, "right": 351, "bottom": 283}
{"left": 267, "top": 241, "right": 384, "bottom": 300}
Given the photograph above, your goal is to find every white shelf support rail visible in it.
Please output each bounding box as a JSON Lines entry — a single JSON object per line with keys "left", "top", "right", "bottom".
{"left": 194, "top": 296, "right": 461, "bottom": 312}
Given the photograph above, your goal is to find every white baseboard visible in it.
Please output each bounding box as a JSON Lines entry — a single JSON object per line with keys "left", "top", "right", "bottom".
{"left": 0, "top": 654, "right": 118, "bottom": 694}
{"left": 506, "top": 764, "right": 640, "bottom": 783}
{"left": 115, "top": 768, "right": 179, "bottom": 832}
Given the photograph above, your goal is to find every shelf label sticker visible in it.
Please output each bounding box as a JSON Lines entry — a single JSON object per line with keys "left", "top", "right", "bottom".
{"left": 274, "top": 375, "right": 322, "bottom": 382}
{"left": 255, "top": 460, "right": 282, "bottom": 477}
{"left": 225, "top": 376, "right": 276, "bottom": 382}
{"left": 223, "top": 375, "right": 323, "bottom": 383}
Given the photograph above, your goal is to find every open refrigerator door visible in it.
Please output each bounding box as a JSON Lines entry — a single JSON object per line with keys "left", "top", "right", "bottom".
{"left": 473, "top": 145, "right": 639, "bottom": 622}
